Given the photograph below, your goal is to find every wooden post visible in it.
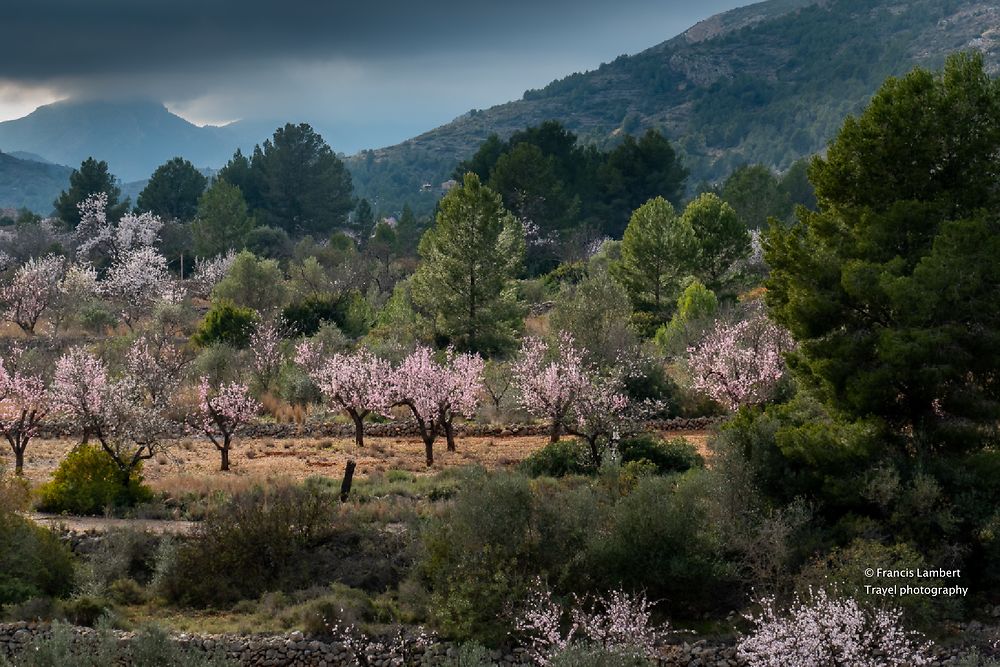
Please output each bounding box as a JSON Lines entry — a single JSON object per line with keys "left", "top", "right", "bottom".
{"left": 340, "top": 460, "right": 357, "bottom": 502}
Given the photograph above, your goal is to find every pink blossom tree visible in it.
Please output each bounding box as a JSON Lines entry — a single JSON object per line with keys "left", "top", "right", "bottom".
{"left": 687, "top": 303, "right": 794, "bottom": 411}
{"left": 298, "top": 344, "right": 393, "bottom": 448}
{"left": 51, "top": 347, "right": 173, "bottom": 489}
{"left": 737, "top": 588, "right": 933, "bottom": 667}
{"left": 562, "top": 376, "right": 646, "bottom": 466}
{"left": 390, "top": 346, "right": 484, "bottom": 466}
{"left": 0, "top": 255, "right": 66, "bottom": 335}
{"left": 0, "top": 350, "right": 49, "bottom": 474}
{"left": 194, "top": 378, "right": 260, "bottom": 471}
{"left": 511, "top": 333, "right": 589, "bottom": 442}
{"left": 249, "top": 319, "right": 286, "bottom": 391}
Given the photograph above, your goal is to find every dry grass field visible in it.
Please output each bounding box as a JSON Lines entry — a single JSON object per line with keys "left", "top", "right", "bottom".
{"left": 5, "top": 430, "right": 712, "bottom": 496}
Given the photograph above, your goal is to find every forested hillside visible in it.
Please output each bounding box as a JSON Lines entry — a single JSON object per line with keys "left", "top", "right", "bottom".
{"left": 349, "top": 0, "right": 1000, "bottom": 214}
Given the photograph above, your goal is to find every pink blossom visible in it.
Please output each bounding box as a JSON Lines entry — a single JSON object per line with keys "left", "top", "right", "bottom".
{"left": 51, "top": 346, "right": 173, "bottom": 484}
{"left": 390, "top": 346, "right": 484, "bottom": 465}
{"left": 511, "top": 333, "right": 589, "bottom": 442}
{"left": 249, "top": 319, "right": 286, "bottom": 390}
{"left": 0, "top": 255, "right": 66, "bottom": 334}
{"left": 0, "top": 349, "right": 49, "bottom": 474}
{"left": 302, "top": 347, "right": 393, "bottom": 447}
{"left": 737, "top": 588, "right": 933, "bottom": 667}
{"left": 687, "top": 303, "right": 793, "bottom": 411}
{"left": 195, "top": 377, "right": 260, "bottom": 471}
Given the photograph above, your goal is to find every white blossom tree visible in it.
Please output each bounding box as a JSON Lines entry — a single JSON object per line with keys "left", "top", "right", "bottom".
{"left": 189, "top": 250, "right": 236, "bottom": 299}
{"left": 101, "top": 246, "right": 178, "bottom": 329}
{"left": 76, "top": 192, "right": 162, "bottom": 262}
{"left": 737, "top": 589, "right": 933, "bottom": 667}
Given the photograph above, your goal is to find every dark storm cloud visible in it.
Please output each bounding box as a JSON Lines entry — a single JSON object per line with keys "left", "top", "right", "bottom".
{"left": 0, "top": 0, "right": 739, "bottom": 82}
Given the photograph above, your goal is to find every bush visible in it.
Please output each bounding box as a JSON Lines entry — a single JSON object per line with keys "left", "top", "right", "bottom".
{"left": 158, "top": 484, "right": 407, "bottom": 607}
{"left": 192, "top": 301, "right": 258, "bottom": 348}
{"left": 0, "top": 512, "right": 75, "bottom": 605}
{"left": 618, "top": 435, "right": 704, "bottom": 474}
{"left": 61, "top": 595, "right": 113, "bottom": 627}
{"left": 549, "top": 644, "right": 651, "bottom": 667}
{"left": 37, "top": 445, "right": 152, "bottom": 515}
{"left": 584, "top": 472, "right": 737, "bottom": 612}
{"left": 282, "top": 296, "right": 341, "bottom": 337}
{"left": 519, "top": 439, "right": 595, "bottom": 478}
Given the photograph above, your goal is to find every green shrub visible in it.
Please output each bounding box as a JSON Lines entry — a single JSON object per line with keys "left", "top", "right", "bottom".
{"left": 79, "top": 303, "right": 118, "bottom": 335}
{"left": 519, "top": 439, "right": 595, "bottom": 478}
{"left": 37, "top": 445, "right": 152, "bottom": 515}
{"left": 0, "top": 512, "right": 74, "bottom": 605}
{"left": 158, "top": 484, "right": 407, "bottom": 608}
{"left": 584, "top": 472, "right": 737, "bottom": 612}
{"left": 549, "top": 643, "right": 652, "bottom": 667}
{"left": 282, "top": 296, "right": 341, "bottom": 337}
{"left": 192, "top": 301, "right": 258, "bottom": 348}
{"left": 61, "top": 595, "right": 113, "bottom": 627}
{"left": 618, "top": 435, "right": 704, "bottom": 474}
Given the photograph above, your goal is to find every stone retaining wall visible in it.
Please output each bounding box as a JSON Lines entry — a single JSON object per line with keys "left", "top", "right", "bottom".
{"left": 0, "top": 623, "right": 985, "bottom": 666}
{"left": 36, "top": 416, "right": 722, "bottom": 441}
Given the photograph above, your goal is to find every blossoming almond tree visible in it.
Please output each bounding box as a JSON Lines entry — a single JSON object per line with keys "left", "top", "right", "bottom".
{"left": 297, "top": 344, "right": 392, "bottom": 448}
{"left": 515, "top": 580, "right": 669, "bottom": 666}
{"left": 194, "top": 378, "right": 260, "bottom": 471}
{"left": 511, "top": 333, "right": 589, "bottom": 442}
{"left": 563, "top": 376, "right": 646, "bottom": 466}
{"left": 76, "top": 192, "right": 163, "bottom": 262}
{"left": 101, "top": 246, "right": 178, "bottom": 329}
{"left": 737, "top": 588, "right": 933, "bottom": 667}
{"left": 51, "top": 347, "right": 172, "bottom": 489}
{"left": 0, "top": 350, "right": 49, "bottom": 475}
{"left": 390, "top": 346, "right": 484, "bottom": 466}
{"left": 0, "top": 255, "right": 66, "bottom": 335}
{"left": 189, "top": 250, "right": 236, "bottom": 300}
{"left": 249, "top": 319, "right": 286, "bottom": 391}
{"left": 687, "top": 302, "right": 794, "bottom": 411}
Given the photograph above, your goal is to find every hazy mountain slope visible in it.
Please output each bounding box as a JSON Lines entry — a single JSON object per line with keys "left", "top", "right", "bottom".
{"left": 0, "top": 152, "right": 73, "bottom": 214}
{"left": 0, "top": 99, "right": 264, "bottom": 182}
{"left": 349, "top": 0, "right": 1000, "bottom": 214}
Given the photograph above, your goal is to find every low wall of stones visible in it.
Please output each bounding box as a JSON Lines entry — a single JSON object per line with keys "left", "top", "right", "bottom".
{"left": 36, "top": 416, "right": 722, "bottom": 442}
{"left": 0, "top": 623, "right": 983, "bottom": 666}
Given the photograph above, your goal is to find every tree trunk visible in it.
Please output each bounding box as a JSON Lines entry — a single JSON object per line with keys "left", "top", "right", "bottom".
{"left": 549, "top": 420, "right": 561, "bottom": 443}
{"left": 340, "top": 460, "right": 357, "bottom": 502}
{"left": 444, "top": 419, "right": 456, "bottom": 452}
{"left": 350, "top": 411, "right": 365, "bottom": 448}
{"left": 424, "top": 437, "right": 434, "bottom": 467}
{"left": 220, "top": 437, "right": 231, "bottom": 471}
{"left": 14, "top": 447, "right": 25, "bottom": 476}
{"left": 587, "top": 436, "right": 602, "bottom": 467}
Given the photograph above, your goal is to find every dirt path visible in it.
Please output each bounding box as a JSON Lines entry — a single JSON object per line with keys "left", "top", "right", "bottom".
{"left": 28, "top": 513, "right": 196, "bottom": 534}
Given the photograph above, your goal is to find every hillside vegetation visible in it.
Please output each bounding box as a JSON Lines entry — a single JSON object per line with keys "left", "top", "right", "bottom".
{"left": 349, "top": 0, "right": 1000, "bottom": 214}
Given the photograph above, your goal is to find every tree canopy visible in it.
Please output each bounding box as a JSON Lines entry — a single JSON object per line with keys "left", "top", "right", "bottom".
{"left": 54, "top": 157, "right": 126, "bottom": 228}
{"left": 136, "top": 157, "right": 208, "bottom": 220}
{"left": 412, "top": 173, "right": 525, "bottom": 354}
{"left": 765, "top": 52, "right": 1000, "bottom": 453}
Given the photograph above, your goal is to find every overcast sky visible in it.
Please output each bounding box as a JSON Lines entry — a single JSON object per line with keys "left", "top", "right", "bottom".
{"left": 0, "top": 0, "right": 747, "bottom": 151}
